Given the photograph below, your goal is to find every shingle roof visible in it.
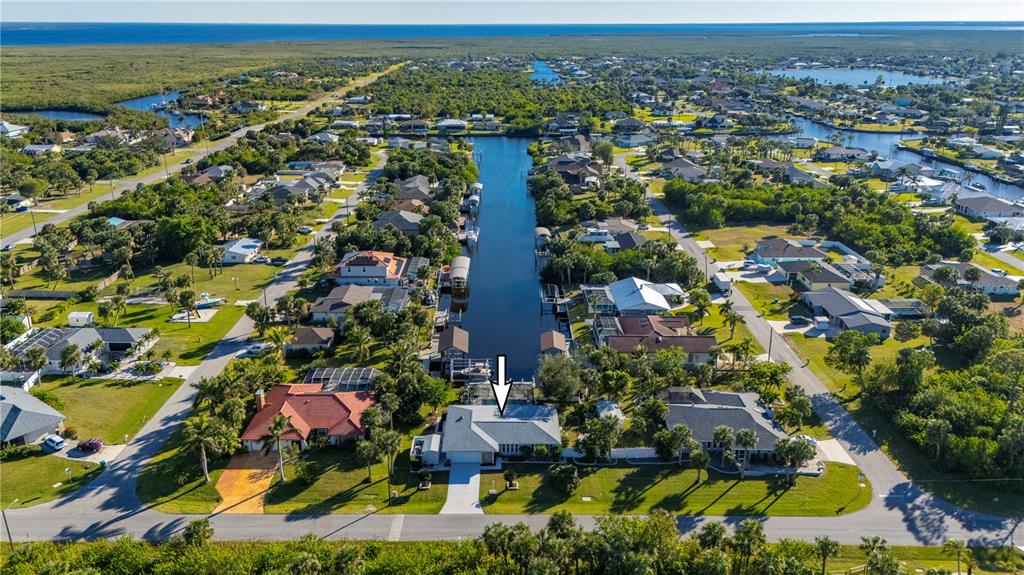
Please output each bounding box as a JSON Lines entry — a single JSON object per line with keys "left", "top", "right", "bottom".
{"left": 441, "top": 404, "right": 560, "bottom": 453}
{"left": 439, "top": 326, "right": 469, "bottom": 353}
{"left": 291, "top": 327, "right": 336, "bottom": 345}
{"left": 666, "top": 403, "right": 786, "bottom": 451}
{"left": 0, "top": 387, "right": 65, "bottom": 443}
{"left": 540, "top": 330, "right": 568, "bottom": 352}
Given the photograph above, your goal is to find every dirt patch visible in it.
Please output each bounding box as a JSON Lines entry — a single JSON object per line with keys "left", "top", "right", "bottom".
{"left": 213, "top": 452, "right": 277, "bottom": 514}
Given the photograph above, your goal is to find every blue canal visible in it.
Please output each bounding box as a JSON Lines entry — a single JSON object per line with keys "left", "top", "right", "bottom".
{"left": 766, "top": 68, "right": 951, "bottom": 86}
{"left": 460, "top": 137, "right": 559, "bottom": 379}
{"left": 530, "top": 60, "right": 561, "bottom": 85}
{"left": 116, "top": 91, "right": 205, "bottom": 129}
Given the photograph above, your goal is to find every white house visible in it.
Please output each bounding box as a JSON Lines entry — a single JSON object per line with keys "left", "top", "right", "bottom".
{"left": 606, "top": 277, "right": 686, "bottom": 316}
{"left": 67, "top": 311, "right": 95, "bottom": 327}
{"left": 222, "top": 238, "right": 264, "bottom": 264}
{"left": 0, "top": 121, "right": 30, "bottom": 138}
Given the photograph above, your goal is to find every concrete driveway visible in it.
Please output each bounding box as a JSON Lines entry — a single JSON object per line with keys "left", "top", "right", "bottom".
{"left": 213, "top": 453, "right": 277, "bottom": 514}
{"left": 439, "top": 463, "right": 483, "bottom": 514}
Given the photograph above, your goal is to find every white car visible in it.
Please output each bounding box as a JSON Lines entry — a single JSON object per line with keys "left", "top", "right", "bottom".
{"left": 991, "top": 268, "right": 1008, "bottom": 277}
{"left": 242, "top": 343, "right": 273, "bottom": 357}
{"left": 741, "top": 260, "right": 757, "bottom": 269}
{"left": 298, "top": 226, "right": 314, "bottom": 235}
{"left": 43, "top": 435, "right": 66, "bottom": 451}
{"left": 252, "top": 255, "right": 270, "bottom": 264}
{"left": 797, "top": 434, "right": 818, "bottom": 446}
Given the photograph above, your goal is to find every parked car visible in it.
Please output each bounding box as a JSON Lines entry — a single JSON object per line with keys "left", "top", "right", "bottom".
{"left": 753, "top": 264, "right": 774, "bottom": 273}
{"left": 298, "top": 226, "right": 314, "bottom": 235}
{"left": 252, "top": 255, "right": 270, "bottom": 264}
{"left": 243, "top": 342, "right": 273, "bottom": 357}
{"left": 270, "top": 256, "right": 289, "bottom": 266}
{"left": 741, "top": 259, "right": 757, "bottom": 269}
{"left": 991, "top": 268, "right": 1008, "bottom": 277}
{"left": 77, "top": 438, "right": 105, "bottom": 453}
{"left": 42, "top": 435, "right": 66, "bottom": 451}
{"left": 797, "top": 434, "right": 818, "bottom": 446}
{"left": 789, "top": 315, "right": 812, "bottom": 326}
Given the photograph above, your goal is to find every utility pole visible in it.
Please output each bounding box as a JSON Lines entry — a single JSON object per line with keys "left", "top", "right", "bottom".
{"left": 2, "top": 498, "right": 18, "bottom": 553}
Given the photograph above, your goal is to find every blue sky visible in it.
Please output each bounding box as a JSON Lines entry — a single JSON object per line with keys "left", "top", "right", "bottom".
{"left": 4, "top": 1, "right": 1023, "bottom": 24}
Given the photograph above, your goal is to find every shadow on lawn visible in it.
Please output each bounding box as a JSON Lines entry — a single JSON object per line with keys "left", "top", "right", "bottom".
{"left": 610, "top": 466, "right": 673, "bottom": 514}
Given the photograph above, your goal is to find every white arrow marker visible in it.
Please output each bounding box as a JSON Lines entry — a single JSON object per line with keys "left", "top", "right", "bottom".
{"left": 491, "top": 354, "right": 511, "bottom": 416}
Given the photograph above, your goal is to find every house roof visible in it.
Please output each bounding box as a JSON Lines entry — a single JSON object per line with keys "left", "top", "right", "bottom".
{"left": 923, "top": 261, "right": 1019, "bottom": 290}
{"left": 754, "top": 238, "right": 827, "bottom": 260}
{"left": 441, "top": 404, "right": 560, "bottom": 453}
{"left": 303, "top": 367, "right": 380, "bottom": 391}
{"left": 374, "top": 210, "right": 423, "bottom": 233}
{"left": 539, "top": 330, "right": 568, "bottom": 352}
{"left": 439, "top": 326, "right": 469, "bottom": 353}
{"left": 291, "top": 327, "right": 336, "bottom": 346}
{"left": 337, "top": 251, "right": 407, "bottom": 279}
{"left": 224, "top": 237, "right": 263, "bottom": 257}
{"left": 801, "top": 287, "right": 892, "bottom": 320}
{"left": 240, "top": 384, "right": 375, "bottom": 442}
{"left": 607, "top": 277, "right": 684, "bottom": 313}
{"left": 612, "top": 231, "right": 647, "bottom": 251}
{"left": 955, "top": 195, "right": 1024, "bottom": 216}
{"left": 776, "top": 260, "right": 850, "bottom": 285}
{"left": 9, "top": 327, "right": 151, "bottom": 363}
{"left": 666, "top": 402, "right": 785, "bottom": 451}
{"left": 0, "top": 386, "right": 65, "bottom": 443}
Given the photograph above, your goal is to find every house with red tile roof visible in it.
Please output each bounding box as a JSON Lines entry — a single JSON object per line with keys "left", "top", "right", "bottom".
{"left": 240, "top": 384, "right": 376, "bottom": 452}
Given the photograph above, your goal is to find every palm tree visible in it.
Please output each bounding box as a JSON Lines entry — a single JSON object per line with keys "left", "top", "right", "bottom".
{"left": 373, "top": 429, "right": 401, "bottom": 500}
{"left": 264, "top": 326, "right": 292, "bottom": 359}
{"left": 814, "top": 536, "right": 840, "bottom": 575}
{"left": 184, "top": 251, "right": 199, "bottom": 285}
{"left": 735, "top": 428, "right": 757, "bottom": 478}
{"left": 355, "top": 438, "right": 378, "bottom": 483}
{"left": 712, "top": 425, "right": 734, "bottom": 466}
{"left": 346, "top": 324, "right": 372, "bottom": 361}
{"left": 182, "top": 414, "right": 233, "bottom": 484}
{"left": 25, "top": 346, "right": 47, "bottom": 375}
{"left": 387, "top": 339, "right": 418, "bottom": 376}
{"left": 691, "top": 447, "right": 709, "bottom": 483}
{"left": 262, "top": 414, "right": 292, "bottom": 482}
{"left": 942, "top": 539, "right": 967, "bottom": 575}
{"left": 723, "top": 308, "right": 744, "bottom": 340}
{"left": 59, "top": 343, "right": 82, "bottom": 375}
{"left": 192, "top": 377, "right": 222, "bottom": 415}
{"left": 178, "top": 290, "right": 197, "bottom": 328}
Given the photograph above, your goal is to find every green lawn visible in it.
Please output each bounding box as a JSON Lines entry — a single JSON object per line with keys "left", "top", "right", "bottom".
{"left": 263, "top": 443, "right": 448, "bottom": 515}
{"left": 11, "top": 256, "right": 116, "bottom": 293}
{"left": 480, "top": 462, "right": 870, "bottom": 516}
{"left": 31, "top": 376, "right": 183, "bottom": 445}
{"left": 734, "top": 281, "right": 801, "bottom": 321}
{"left": 123, "top": 262, "right": 279, "bottom": 302}
{"left": 691, "top": 224, "right": 795, "bottom": 262}
{"left": 39, "top": 302, "right": 245, "bottom": 365}
{"left": 972, "top": 251, "right": 1024, "bottom": 276}
{"left": 685, "top": 303, "right": 764, "bottom": 353}
{"left": 831, "top": 545, "right": 1021, "bottom": 575}
{"left": 135, "top": 427, "right": 225, "bottom": 514}
{"left": 0, "top": 445, "right": 101, "bottom": 509}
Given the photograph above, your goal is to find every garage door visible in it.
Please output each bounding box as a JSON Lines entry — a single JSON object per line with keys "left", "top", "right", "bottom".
{"left": 448, "top": 451, "right": 483, "bottom": 464}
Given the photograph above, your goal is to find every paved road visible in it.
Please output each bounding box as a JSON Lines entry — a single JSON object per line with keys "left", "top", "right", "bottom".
{"left": 0, "top": 66, "right": 398, "bottom": 247}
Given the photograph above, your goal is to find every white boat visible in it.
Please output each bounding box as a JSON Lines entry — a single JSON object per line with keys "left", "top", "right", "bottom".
{"left": 465, "top": 225, "right": 479, "bottom": 247}
{"left": 195, "top": 292, "right": 226, "bottom": 309}
{"left": 966, "top": 182, "right": 987, "bottom": 193}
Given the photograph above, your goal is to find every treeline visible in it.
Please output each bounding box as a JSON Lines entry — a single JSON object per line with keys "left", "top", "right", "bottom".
{"left": 529, "top": 171, "right": 651, "bottom": 228}
{"left": 540, "top": 237, "right": 704, "bottom": 290}
{"left": 662, "top": 178, "right": 974, "bottom": 265}
{"left": 6, "top": 511, "right": 1008, "bottom": 575}
{"left": 357, "top": 65, "right": 630, "bottom": 135}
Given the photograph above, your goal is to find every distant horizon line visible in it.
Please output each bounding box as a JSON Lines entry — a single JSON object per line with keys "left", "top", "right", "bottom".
{"left": 4, "top": 20, "right": 1022, "bottom": 26}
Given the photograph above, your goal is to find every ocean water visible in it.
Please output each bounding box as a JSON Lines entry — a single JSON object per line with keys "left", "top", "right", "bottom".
{"left": 2, "top": 22, "right": 1021, "bottom": 46}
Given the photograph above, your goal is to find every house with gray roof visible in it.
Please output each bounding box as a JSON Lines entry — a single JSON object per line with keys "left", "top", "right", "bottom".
{"left": 800, "top": 288, "right": 892, "bottom": 339}
{"left": 920, "top": 261, "right": 1020, "bottom": 296}
{"left": 373, "top": 210, "right": 423, "bottom": 236}
{"left": 414, "top": 403, "right": 561, "bottom": 466}
{"left": 751, "top": 238, "right": 828, "bottom": 264}
{"left": 310, "top": 285, "right": 410, "bottom": 325}
{"left": 1, "top": 386, "right": 65, "bottom": 445}
{"left": 5, "top": 327, "right": 153, "bottom": 375}
{"left": 662, "top": 387, "right": 785, "bottom": 461}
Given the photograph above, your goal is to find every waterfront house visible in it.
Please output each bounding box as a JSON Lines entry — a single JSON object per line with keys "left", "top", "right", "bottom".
{"left": 311, "top": 285, "right": 410, "bottom": 325}
{"left": 334, "top": 251, "right": 409, "bottom": 287}
{"left": 815, "top": 146, "right": 872, "bottom": 162}
{"left": 0, "top": 387, "right": 65, "bottom": 446}
{"left": 373, "top": 210, "right": 423, "bottom": 236}
{"left": 413, "top": 403, "right": 561, "bottom": 466}
{"left": 438, "top": 326, "right": 470, "bottom": 370}
{"left": 399, "top": 119, "right": 430, "bottom": 134}
{"left": 954, "top": 196, "right": 1024, "bottom": 220}
{"left": 44, "top": 130, "right": 77, "bottom": 144}
{"left": 397, "top": 175, "right": 435, "bottom": 201}
{"left": 436, "top": 118, "right": 468, "bottom": 132}
{"left": 601, "top": 277, "right": 687, "bottom": 316}
{"left": 595, "top": 315, "right": 716, "bottom": 364}
{"left": 920, "top": 262, "right": 1020, "bottom": 296}
{"left": 240, "top": 384, "right": 375, "bottom": 452}
{"left": 221, "top": 237, "right": 264, "bottom": 264}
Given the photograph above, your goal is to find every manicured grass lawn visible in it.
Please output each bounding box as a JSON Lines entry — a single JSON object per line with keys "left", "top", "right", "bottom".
{"left": 568, "top": 300, "right": 593, "bottom": 344}
{"left": 691, "top": 224, "right": 794, "bottom": 262}
{"left": 0, "top": 445, "right": 100, "bottom": 509}
{"left": 832, "top": 546, "right": 1021, "bottom": 575}
{"left": 39, "top": 302, "right": 245, "bottom": 365}
{"left": 263, "top": 443, "right": 448, "bottom": 515}
{"left": 973, "top": 250, "right": 1024, "bottom": 276}
{"left": 32, "top": 376, "right": 183, "bottom": 444}
{"left": 135, "top": 427, "right": 225, "bottom": 514}
{"left": 685, "top": 303, "right": 764, "bottom": 353}
{"left": 479, "top": 462, "right": 870, "bottom": 516}
{"left": 954, "top": 214, "right": 987, "bottom": 235}
{"left": 647, "top": 177, "right": 667, "bottom": 197}
{"left": 11, "top": 257, "right": 116, "bottom": 293}
{"left": 734, "top": 281, "right": 801, "bottom": 321}
{"left": 123, "top": 262, "right": 279, "bottom": 302}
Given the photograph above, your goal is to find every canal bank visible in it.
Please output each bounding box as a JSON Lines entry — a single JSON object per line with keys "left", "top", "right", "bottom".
{"left": 457, "top": 137, "right": 558, "bottom": 380}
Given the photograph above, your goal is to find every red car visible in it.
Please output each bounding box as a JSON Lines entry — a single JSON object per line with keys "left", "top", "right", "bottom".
{"left": 77, "top": 438, "right": 105, "bottom": 453}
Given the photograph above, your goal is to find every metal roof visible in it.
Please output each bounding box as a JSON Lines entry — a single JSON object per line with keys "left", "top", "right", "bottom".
{"left": 302, "top": 367, "right": 380, "bottom": 392}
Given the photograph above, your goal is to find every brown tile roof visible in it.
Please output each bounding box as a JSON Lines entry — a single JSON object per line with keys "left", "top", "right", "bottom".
{"left": 439, "top": 326, "right": 469, "bottom": 353}
{"left": 240, "top": 384, "right": 375, "bottom": 442}
{"left": 540, "top": 330, "right": 568, "bottom": 352}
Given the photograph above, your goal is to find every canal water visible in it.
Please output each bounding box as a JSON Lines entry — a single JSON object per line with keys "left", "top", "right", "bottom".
{"left": 530, "top": 60, "right": 562, "bottom": 85}
{"left": 15, "top": 110, "right": 105, "bottom": 122}
{"left": 765, "top": 68, "right": 950, "bottom": 86}
{"left": 458, "top": 137, "right": 559, "bottom": 379}
{"left": 117, "top": 91, "right": 205, "bottom": 129}
{"left": 776, "top": 116, "right": 1023, "bottom": 200}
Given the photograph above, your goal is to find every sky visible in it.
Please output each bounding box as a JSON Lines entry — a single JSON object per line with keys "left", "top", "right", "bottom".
{"left": 4, "top": 1, "right": 1023, "bottom": 25}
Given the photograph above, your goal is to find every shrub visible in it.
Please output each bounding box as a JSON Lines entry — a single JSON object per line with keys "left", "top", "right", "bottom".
{"left": 62, "top": 425, "right": 79, "bottom": 440}
{"left": 181, "top": 518, "right": 213, "bottom": 546}
{"left": 548, "top": 464, "right": 580, "bottom": 496}
{"left": 418, "top": 468, "right": 432, "bottom": 483}
{"left": 30, "top": 388, "right": 65, "bottom": 411}
{"left": 295, "top": 460, "right": 315, "bottom": 485}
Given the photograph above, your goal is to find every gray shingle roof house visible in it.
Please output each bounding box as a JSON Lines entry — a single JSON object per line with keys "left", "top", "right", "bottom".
{"left": 310, "top": 285, "right": 410, "bottom": 324}
{"left": 373, "top": 210, "right": 423, "bottom": 236}
{"left": 423, "top": 404, "right": 561, "bottom": 465}
{"left": 954, "top": 196, "right": 1024, "bottom": 220}
{"left": 6, "top": 327, "right": 152, "bottom": 374}
{"left": 662, "top": 387, "right": 785, "bottom": 457}
{"left": 1, "top": 386, "right": 65, "bottom": 445}
{"left": 920, "top": 261, "right": 1021, "bottom": 296}
{"left": 751, "top": 238, "right": 828, "bottom": 264}
{"left": 775, "top": 260, "right": 852, "bottom": 291}
{"left": 800, "top": 288, "right": 893, "bottom": 339}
